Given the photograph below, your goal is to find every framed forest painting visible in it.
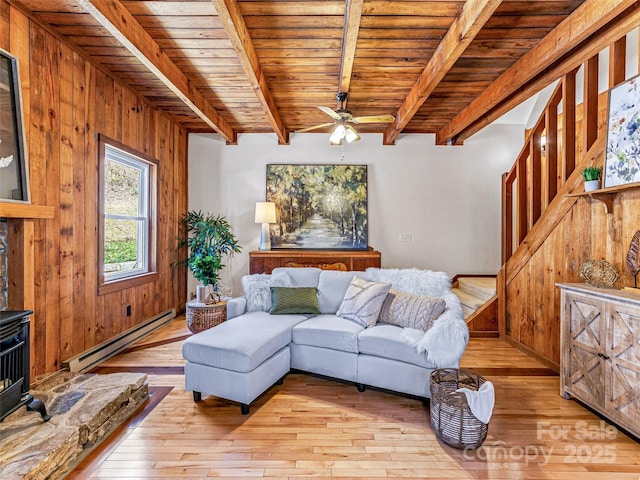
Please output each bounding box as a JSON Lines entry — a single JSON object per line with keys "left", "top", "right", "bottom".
{"left": 266, "top": 164, "right": 368, "bottom": 250}
{"left": 604, "top": 74, "right": 640, "bottom": 188}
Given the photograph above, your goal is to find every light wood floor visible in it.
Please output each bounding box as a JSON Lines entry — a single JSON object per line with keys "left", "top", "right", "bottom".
{"left": 68, "top": 317, "right": 640, "bottom": 479}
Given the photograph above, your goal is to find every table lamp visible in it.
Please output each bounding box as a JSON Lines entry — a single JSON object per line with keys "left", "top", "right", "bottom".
{"left": 255, "top": 202, "right": 276, "bottom": 250}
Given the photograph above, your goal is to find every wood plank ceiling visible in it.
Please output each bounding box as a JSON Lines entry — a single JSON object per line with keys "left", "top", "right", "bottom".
{"left": 8, "top": 0, "right": 636, "bottom": 145}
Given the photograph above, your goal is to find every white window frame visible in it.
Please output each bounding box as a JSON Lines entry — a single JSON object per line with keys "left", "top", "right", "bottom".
{"left": 98, "top": 135, "right": 157, "bottom": 293}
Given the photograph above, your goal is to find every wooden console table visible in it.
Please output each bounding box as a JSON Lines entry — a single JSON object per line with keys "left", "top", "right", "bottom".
{"left": 249, "top": 248, "right": 381, "bottom": 274}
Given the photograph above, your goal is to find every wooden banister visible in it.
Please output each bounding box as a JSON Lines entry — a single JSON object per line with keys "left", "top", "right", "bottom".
{"left": 500, "top": 39, "right": 622, "bottom": 267}
{"left": 505, "top": 135, "right": 605, "bottom": 284}
{"left": 562, "top": 70, "right": 577, "bottom": 181}
{"left": 544, "top": 82, "right": 562, "bottom": 206}
{"left": 496, "top": 16, "right": 636, "bottom": 366}
{"left": 529, "top": 123, "right": 544, "bottom": 228}
{"left": 515, "top": 149, "right": 528, "bottom": 244}
{"left": 498, "top": 21, "right": 630, "bottom": 350}
{"left": 502, "top": 77, "right": 566, "bottom": 260}
{"left": 501, "top": 172, "right": 511, "bottom": 265}
{"left": 583, "top": 55, "right": 599, "bottom": 152}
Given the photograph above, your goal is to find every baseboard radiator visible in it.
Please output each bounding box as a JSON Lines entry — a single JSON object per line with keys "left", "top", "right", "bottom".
{"left": 63, "top": 309, "right": 176, "bottom": 372}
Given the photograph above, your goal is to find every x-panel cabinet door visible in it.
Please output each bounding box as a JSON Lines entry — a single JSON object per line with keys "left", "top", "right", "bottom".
{"left": 563, "top": 291, "right": 606, "bottom": 407}
{"left": 604, "top": 301, "right": 640, "bottom": 429}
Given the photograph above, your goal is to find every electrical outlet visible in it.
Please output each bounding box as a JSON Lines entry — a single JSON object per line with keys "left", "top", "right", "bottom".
{"left": 400, "top": 233, "right": 412, "bottom": 243}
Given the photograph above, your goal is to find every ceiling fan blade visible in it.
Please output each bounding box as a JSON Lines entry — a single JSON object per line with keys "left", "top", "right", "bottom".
{"left": 295, "top": 122, "right": 336, "bottom": 133}
{"left": 317, "top": 106, "right": 342, "bottom": 120}
{"left": 351, "top": 114, "right": 395, "bottom": 124}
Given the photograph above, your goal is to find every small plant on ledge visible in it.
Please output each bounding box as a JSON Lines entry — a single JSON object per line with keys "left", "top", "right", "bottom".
{"left": 581, "top": 166, "right": 602, "bottom": 192}
{"left": 177, "top": 210, "right": 241, "bottom": 303}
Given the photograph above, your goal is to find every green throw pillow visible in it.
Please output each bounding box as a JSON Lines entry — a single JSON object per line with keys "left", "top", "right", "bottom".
{"left": 270, "top": 287, "right": 321, "bottom": 315}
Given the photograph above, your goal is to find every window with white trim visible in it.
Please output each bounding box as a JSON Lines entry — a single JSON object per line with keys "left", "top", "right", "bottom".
{"left": 99, "top": 136, "right": 157, "bottom": 286}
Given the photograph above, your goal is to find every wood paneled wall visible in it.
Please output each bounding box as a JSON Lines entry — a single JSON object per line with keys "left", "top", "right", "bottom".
{"left": 1, "top": 2, "right": 188, "bottom": 376}
{"left": 506, "top": 188, "right": 640, "bottom": 370}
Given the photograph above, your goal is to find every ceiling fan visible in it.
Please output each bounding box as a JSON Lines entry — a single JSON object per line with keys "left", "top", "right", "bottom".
{"left": 296, "top": 92, "right": 395, "bottom": 144}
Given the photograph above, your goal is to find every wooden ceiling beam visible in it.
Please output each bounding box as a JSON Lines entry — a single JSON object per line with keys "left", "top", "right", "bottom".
{"left": 436, "top": 0, "right": 638, "bottom": 146}
{"left": 339, "top": 0, "right": 363, "bottom": 97}
{"left": 211, "top": 0, "right": 288, "bottom": 145}
{"left": 442, "top": 7, "right": 640, "bottom": 145}
{"left": 77, "top": 0, "right": 236, "bottom": 143}
{"left": 383, "top": 0, "right": 502, "bottom": 145}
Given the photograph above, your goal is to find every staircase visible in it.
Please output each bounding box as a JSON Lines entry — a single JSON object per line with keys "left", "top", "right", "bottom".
{"left": 453, "top": 276, "right": 498, "bottom": 337}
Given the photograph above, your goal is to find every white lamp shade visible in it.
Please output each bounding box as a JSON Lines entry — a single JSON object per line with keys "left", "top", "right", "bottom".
{"left": 255, "top": 201, "right": 276, "bottom": 224}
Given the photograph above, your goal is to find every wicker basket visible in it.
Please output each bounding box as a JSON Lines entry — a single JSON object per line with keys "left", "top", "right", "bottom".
{"left": 186, "top": 301, "right": 227, "bottom": 333}
{"left": 430, "top": 368, "right": 489, "bottom": 450}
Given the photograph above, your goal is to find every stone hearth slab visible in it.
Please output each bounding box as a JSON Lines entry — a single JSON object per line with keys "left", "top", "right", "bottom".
{"left": 0, "top": 371, "right": 148, "bottom": 480}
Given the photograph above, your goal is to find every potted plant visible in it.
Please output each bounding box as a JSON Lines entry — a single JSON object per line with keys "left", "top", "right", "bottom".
{"left": 581, "top": 166, "right": 602, "bottom": 192}
{"left": 178, "top": 210, "right": 241, "bottom": 303}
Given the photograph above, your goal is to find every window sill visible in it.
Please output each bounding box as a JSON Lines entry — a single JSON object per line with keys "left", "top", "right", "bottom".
{"left": 98, "top": 272, "right": 159, "bottom": 296}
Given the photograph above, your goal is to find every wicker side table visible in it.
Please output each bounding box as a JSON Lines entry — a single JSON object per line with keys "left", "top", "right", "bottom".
{"left": 185, "top": 300, "right": 227, "bottom": 333}
{"left": 430, "top": 368, "right": 489, "bottom": 450}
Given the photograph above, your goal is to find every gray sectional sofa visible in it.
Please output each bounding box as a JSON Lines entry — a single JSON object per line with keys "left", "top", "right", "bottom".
{"left": 182, "top": 267, "right": 468, "bottom": 414}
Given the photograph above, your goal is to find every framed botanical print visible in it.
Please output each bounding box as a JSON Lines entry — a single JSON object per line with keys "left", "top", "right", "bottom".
{"left": 0, "top": 48, "right": 30, "bottom": 203}
{"left": 604, "top": 74, "right": 640, "bottom": 188}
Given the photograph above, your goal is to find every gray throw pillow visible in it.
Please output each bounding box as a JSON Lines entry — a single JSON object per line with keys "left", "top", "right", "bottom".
{"left": 337, "top": 277, "right": 391, "bottom": 327}
{"left": 378, "top": 290, "right": 446, "bottom": 331}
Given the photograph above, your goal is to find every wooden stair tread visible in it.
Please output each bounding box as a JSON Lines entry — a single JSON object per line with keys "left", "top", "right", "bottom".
{"left": 452, "top": 287, "right": 486, "bottom": 310}
{"left": 457, "top": 277, "right": 497, "bottom": 302}
{"left": 453, "top": 278, "right": 498, "bottom": 327}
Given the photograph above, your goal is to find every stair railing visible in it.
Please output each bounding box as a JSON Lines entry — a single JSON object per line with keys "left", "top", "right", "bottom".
{"left": 498, "top": 33, "right": 630, "bottom": 339}
{"left": 501, "top": 72, "right": 578, "bottom": 264}
{"left": 501, "top": 34, "right": 630, "bottom": 264}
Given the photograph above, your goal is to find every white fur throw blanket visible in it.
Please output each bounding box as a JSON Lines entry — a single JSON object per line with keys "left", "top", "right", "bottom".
{"left": 365, "top": 268, "right": 468, "bottom": 368}
{"left": 241, "top": 271, "right": 292, "bottom": 312}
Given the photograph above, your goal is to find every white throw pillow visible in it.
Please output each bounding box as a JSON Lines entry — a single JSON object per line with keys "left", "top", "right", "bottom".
{"left": 337, "top": 277, "right": 391, "bottom": 327}
{"left": 241, "top": 272, "right": 292, "bottom": 312}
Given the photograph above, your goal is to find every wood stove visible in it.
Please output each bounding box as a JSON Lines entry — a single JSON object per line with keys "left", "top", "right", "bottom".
{"left": 0, "top": 310, "right": 50, "bottom": 421}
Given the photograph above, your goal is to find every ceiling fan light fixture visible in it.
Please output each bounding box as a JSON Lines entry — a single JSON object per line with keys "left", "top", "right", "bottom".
{"left": 306, "top": 92, "right": 393, "bottom": 143}
{"left": 345, "top": 124, "right": 360, "bottom": 143}
{"left": 330, "top": 123, "right": 346, "bottom": 144}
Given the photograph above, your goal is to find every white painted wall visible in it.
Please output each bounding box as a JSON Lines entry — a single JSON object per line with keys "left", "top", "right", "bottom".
{"left": 188, "top": 124, "right": 523, "bottom": 296}
{"left": 186, "top": 134, "right": 222, "bottom": 296}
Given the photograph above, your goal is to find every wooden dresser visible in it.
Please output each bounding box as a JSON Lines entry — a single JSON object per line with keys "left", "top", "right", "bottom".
{"left": 558, "top": 283, "right": 640, "bottom": 439}
{"left": 249, "top": 248, "right": 381, "bottom": 274}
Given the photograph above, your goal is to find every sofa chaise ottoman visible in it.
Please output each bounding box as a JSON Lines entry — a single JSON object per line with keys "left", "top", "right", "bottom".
{"left": 182, "top": 267, "right": 468, "bottom": 414}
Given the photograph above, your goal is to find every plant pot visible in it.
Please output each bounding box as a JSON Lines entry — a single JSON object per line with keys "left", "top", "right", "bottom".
{"left": 584, "top": 180, "right": 600, "bottom": 192}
